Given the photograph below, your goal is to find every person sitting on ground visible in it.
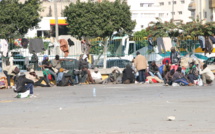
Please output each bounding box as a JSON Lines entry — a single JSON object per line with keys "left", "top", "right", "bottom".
{"left": 172, "top": 67, "right": 192, "bottom": 86}
{"left": 199, "top": 64, "right": 214, "bottom": 86}
{"left": 163, "top": 60, "right": 171, "bottom": 77}
{"left": 56, "top": 68, "right": 74, "bottom": 86}
{"left": 79, "top": 54, "right": 94, "bottom": 84}
{"left": 149, "top": 61, "right": 163, "bottom": 80}
{"left": 185, "top": 62, "right": 199, "bottom": 84}
{"left": 164, "top": 69, "right": 175, "bottom": 86}
{"left": 42, "top": 55, "right": 57, "bottom": 83}
{"left": 26, "top": 69, "right": 51, "bottom": 87}
{"left": 51, "top": 55, "right": 62, "bottom": 70}
{"left": 122, "top": 64, "right": 135, "bottom": 84}
{"left": 91, "top": 67, "right": 103, "bottom": 84}
{"left": 103, "top": 67, "right": 122, "bottom": 84}
{"left": 145, "top": 70, "right": 163, "bottom": 84}
{"left": 13, "top": 72, "right": 35, "bottom": 98}
{"left": 3, "top": 62, "right": 19, "bottom": 89}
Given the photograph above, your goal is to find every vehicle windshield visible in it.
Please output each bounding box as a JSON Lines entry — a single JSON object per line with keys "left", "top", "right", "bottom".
{"left": 108, "top": 39, "right": 125, "bottom": 57}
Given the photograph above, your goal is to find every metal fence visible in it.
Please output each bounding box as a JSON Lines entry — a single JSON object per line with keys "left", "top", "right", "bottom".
{"left": 0, "top": 36, "right": 212, "bottom": 71}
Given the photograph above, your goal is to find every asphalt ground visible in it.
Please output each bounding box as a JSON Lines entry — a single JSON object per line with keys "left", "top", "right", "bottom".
{"left": 0, "top": 83, "right": 215, "bottom": 134}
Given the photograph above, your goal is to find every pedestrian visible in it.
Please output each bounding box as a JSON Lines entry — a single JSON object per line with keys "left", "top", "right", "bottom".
{"left": 31, "top": 52, "right": 38, "bottom": 70}
{"left": 134, "top": 52, "right": 147, "bottom": 84}
{"left": 170, "top": 47, "right": 180, "bottom": 71}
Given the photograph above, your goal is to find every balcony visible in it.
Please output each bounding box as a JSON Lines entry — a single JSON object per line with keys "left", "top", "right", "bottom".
{"left": 188, "top": 1, "right": 196, "bottom": 11}
{"left": 209, "top": 0, "right": 215, "bottom": 8}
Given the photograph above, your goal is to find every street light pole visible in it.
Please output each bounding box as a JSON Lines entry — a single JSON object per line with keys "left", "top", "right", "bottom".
{"left": 54, "top": 0, "right": 59, "bottom": 41}
{"left": 54, "top": 0, "right": 59, "bottom": 55}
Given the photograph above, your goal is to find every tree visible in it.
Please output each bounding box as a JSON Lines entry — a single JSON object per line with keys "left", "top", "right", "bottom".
{"left": 0, "top": 0, "right": 42, "bottom": 39}
{"left": 64, "top": 0, "right": 135, "bottom": 68}
{"left": 64, "top": 0, "right": 135, "bottom": 39}
{"left": 133, "top": 29, "right": 149, "bottom": 38}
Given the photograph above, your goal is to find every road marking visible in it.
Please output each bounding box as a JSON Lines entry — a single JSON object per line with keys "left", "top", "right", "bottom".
{"left": 0, "top": 100, "right": 13, "bottom": 103}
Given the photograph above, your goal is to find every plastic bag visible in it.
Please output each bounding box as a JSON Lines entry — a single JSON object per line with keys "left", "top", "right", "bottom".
{"left": 197, "top": 78, "right": 203, "bottom": 86}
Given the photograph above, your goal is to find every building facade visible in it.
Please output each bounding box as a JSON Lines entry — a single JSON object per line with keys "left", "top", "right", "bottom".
{"left": 156, "top": 0, "right": 192, "bottom": 23}
{"left": 127, "top": 0, "right": 171, "bottom": 32}
{"left": 188, "top": 0, "right": 215, "bottom": 23}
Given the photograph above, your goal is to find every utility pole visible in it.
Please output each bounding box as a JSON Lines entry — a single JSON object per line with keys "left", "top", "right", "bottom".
{"left": 54, "top": 0, "right": 59, "bottom": 41}
{"left": 54, "top": 0, "right": 59, "bottom": 55}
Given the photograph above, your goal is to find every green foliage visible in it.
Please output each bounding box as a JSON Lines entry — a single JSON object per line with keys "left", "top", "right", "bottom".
{"left": 133, "top": 29, "right": 149, "bottom": 38}
{"left": 63, "top": 0, "right": 136, "bottom": 39}
{"left": 0, "top": 0, "right": 42, "bottom": 38}
{"left": 146, "top": 18, "right": 181, "bottom": 38}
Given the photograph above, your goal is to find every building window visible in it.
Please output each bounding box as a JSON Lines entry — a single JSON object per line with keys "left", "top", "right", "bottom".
{"left": 172, "top": 12, "right": 175, "bottom": 15}
{"left": 144, "top": 13, "right": 155, "bottom": 17}
{"left": 141, "top": 25, "right": 144, "bottom": 29}
{"left": 160, "top": 2, "right": 164, "bottom": 6}
{"left": 178, "top": 11, "right": 182, "bottom": 15}
{"left": 173, "top": 1, "right": 176, "bottom": 4}
{"left": 168, "top": 1, "right": 171, "bottom": 5}
{"left": 132, "top": 13, "right": 138, "bottom": 18}
{"left": 148, "top": 3, "right": 153, "bottom": 7}
{"left": 191, "top": 11, "right": 195, "bottom": 18}
{"left": 140, "top": 3, "right": 144, "bottom": 7}
{"left": 181, "top": 0, "right": 185, "bottom": 4}
{"left": 204, "top": 11, "right": 207, "bottom": 18}
{"left": 159, "top": 13, "right": 164, "bottom": 17}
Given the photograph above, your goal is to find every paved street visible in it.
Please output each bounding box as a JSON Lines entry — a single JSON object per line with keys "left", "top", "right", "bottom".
{"left": 0, "top": 84, "right": 215, "bottom": 134}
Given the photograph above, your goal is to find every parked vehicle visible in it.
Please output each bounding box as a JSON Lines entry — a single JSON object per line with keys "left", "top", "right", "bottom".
{"left": 60, "top": 59, "right": 79, "bottom": 70}
{"left": 95, "top": 59, "right": 131, "bottom": 68}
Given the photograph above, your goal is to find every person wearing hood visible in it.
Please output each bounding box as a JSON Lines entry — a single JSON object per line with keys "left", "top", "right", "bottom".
{"left": 122, "top": 64, "right": 135, "bottom": 84}
{"left": 14, "top": 72, "right": 35, "bottom": 98}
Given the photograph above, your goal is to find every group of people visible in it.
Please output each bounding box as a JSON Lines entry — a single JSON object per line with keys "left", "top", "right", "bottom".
{"left": 129, "top": 47, "right": 214, "bottom": 86}
{"left": 2, "top": 47, "right": 215, "bottom": 98}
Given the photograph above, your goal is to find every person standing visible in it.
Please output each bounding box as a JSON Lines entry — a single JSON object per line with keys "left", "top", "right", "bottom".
{"left": 170, "top": 47, "right": 180, "bottom": 71}
{"left": 134, "top": 51, "right": 147, "bottom": 84}
{"left": 31, "top": 52, "right": 39, "bottom": 70}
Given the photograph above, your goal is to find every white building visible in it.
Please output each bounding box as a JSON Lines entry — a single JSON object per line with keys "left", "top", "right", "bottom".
{"left": 188, "top": 0, "right": 215, "bottom": 23}
{"left": 156, "top": 0, "right": 192, "bottom": 23}
{"left": 127, "top": 0, "right": 171, "bottom": 32}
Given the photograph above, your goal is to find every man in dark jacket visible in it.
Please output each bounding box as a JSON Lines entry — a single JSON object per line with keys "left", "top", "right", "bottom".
{"left": 149, "top": 61, "right": 163, "bottom": 80}
{"left": 14, "top": 72, "right": 35, "bottom": 98}
{"left": 122, "top": 64, "right": 135, "bottom": 84}
{"left": 170, "top": 47, "right": 180, "bottom": 70}
{"left": 164, "top": 69, "right": 175, "bottom": 86}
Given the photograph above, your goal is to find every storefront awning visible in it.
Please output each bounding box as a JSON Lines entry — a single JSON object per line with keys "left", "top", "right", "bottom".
{"left": 50, "top": 19, "right": 68, "bottom": 25}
